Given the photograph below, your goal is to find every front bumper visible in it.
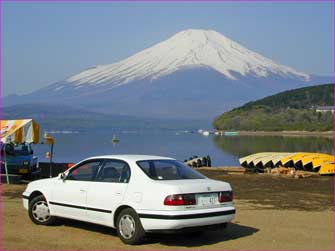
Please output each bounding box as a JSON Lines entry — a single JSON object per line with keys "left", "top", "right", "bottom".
{"left": 22, "top": 193, "right": 29, "bottom": 210}
{"left": 137, "top": 207, "right": 235, "bottom": 231}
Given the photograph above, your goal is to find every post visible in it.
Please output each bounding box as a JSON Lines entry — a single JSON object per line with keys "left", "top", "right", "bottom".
{"left": 3, "top": 145, "right": 10, "bottom": 184}
{"left": 49, "top": 143, "right": 54, "bottom": 178}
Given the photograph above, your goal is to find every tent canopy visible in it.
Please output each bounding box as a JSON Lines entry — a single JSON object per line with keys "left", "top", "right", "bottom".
{"left": 1, "top": 119, "right": 40, "bottom": 144}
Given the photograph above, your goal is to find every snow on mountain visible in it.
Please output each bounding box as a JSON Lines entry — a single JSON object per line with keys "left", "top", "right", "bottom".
{"left": 6, "top": 29, "right": 326, "bottom": 119}
{"left": 58, "top": 29, "right": 309, "bottom": 91}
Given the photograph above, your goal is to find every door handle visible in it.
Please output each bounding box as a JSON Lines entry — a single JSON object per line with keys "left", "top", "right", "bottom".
{"left": 80, "top": 189, "right": 86, "bottom": 192}
{"left": 115, "top": 191, "right": 122, "bottom": 196}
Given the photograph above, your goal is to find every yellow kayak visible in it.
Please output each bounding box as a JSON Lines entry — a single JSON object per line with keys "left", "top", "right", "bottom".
{"left": 239, "top": 152, "right": 274, "bottom": 167}
{"left": 256, "top": 153, "right": 292, "bottom": 168}
{"left": 318, "top": 163, "right": 335, "bottom": 175}
{"left": 252, "top": 153, "right": 279, "bottom": 168}
{"left": 272, "top": 153, "right": 294, "bottom": 167}
{"left": 239, "top": 152, "right": 334, "bottom": 175}
{"left": 280, "top": 153, "right": 307, "bottom": 167}
{"left": 300, "top": 154, "right": 334, "bottom": 168}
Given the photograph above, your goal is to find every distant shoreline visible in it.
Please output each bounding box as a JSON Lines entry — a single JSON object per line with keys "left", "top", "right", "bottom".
{"left": 221, "top": 130, "right": 334, "bottom": 138}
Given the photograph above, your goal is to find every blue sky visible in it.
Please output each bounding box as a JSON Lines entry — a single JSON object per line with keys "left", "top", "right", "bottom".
{"left": 2, "top": 1, "right": 334, "bottom": 96}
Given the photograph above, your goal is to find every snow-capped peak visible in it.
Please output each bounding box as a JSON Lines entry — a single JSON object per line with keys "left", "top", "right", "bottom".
{"left": 65, "top": 29, "right": 310, "bottom": 88}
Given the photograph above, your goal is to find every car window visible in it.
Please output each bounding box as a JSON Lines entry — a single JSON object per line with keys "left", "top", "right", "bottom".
{"left": 67, "top": 160, "right": 101, "bottom": 181}
{"left": 14, "top": 144, "right": 31, "bottom": 156}
{"left": 137, "top": 159, "right": 206, "bottom": 180}
{"left": 95, "top": 160, "right": 130, "bottom": 183}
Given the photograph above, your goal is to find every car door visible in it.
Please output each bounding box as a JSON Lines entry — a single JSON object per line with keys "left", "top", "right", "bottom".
{"left": 86, "top": 159, "right": 131, "bottom": 225}
{"left": 50, "top": 159, "right": 102, "bottom": 221}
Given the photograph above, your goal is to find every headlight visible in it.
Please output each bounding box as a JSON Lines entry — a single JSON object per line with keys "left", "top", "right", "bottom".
{"left": 23, "top": 161, "right": 29, "bottom": 166}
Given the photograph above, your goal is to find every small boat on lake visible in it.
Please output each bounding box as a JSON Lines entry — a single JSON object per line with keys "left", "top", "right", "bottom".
{"left": 202, "top": 131, "right": 210, "bottom": 136}
{"left": 111, "top": 135, "right": 120, "bottom": 143}
{"left": 224, "top": 131, "right": 239, "bottom": 136}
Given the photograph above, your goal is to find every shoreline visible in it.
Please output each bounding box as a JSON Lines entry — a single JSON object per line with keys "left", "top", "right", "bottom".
{"left": 225, "top": 130, "right": 334, "bottom": 137}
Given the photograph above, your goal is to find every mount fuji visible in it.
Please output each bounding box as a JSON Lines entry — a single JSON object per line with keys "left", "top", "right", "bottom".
{"left": 4, "top": 29, "right": 331, "bottom": 119}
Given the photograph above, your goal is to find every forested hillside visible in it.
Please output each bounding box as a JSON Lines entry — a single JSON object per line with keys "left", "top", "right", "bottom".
{"left": 213, "top": 84, "right": 334, "bottom": 131}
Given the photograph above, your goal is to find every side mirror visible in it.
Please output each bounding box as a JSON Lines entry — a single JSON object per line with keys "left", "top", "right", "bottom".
{"left": 59, "top": 172, "right": 66, "bottom": 181}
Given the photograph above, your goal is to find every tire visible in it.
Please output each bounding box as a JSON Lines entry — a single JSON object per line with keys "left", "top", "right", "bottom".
{"left": 116, "top": 208, "right": 145, "bottom": 245}
{"left": 28, "top": 195, "right": 56, "bottom": 225}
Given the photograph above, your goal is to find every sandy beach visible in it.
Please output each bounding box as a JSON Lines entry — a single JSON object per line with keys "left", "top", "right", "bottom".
{"left": 1, "top": 171, "right": 333, "bottom": 250}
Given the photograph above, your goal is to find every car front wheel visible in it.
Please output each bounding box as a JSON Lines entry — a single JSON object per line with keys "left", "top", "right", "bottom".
{"left": 116, "top": 208, "right": 145, "bottom": 245}
{"left": 28, "top": 195, "right": 56, "bottom": 225}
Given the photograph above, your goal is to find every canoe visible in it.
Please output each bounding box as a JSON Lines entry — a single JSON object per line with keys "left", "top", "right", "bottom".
{"left": 252, "top": 153, "right": 278, "bottom": 168}
{"left": 240, "top": 152, "right": 275, "bottom": 168}
{"left": 272, "top": 153, "right": 294, "bottom": 167}
{"left": 240, "top": 152, "right": 293, "bottom": 169}
{"left": 313, "top": 157, "right": 334, "bottom": 167}
{"left": 239, "top": 152, "right": 334, "bottom": 175}
{"left": 239, "top": 152, "right": 269, "bottom": 167}
{"left": 300, "top": 154, "right": 334, "bottom": 168}
{"left": 279, "top": 152, "right": 311, "bottom": 167}
{"left": 257, "top": 152, "right": 293, "bottom": 167}
{"left": 318, "top": 163, "right": 335, "bottom": 175}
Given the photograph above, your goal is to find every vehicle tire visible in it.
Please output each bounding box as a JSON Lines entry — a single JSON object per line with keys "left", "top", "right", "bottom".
{"left": 116, "top": 208, "right": 145, "bottom": 245}
{"left": 28, "top": 195, "right": 56, "bottom": 225}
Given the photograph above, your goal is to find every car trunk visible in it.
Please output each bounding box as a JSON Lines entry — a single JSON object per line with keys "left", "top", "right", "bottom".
{"left": 161, "top": 178, "right": 231, "bottom": 193}
{"left": 160, "top": 178, "right": 232, "bottom": 209}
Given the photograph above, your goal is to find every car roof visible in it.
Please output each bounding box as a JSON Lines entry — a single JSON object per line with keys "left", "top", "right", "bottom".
{"left": 85, "top": 154, "right": 175, "bottom": 162}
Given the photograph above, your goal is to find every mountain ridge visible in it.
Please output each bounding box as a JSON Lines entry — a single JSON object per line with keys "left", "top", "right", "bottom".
{"left": 48, "top": 29, "right": 310, "bottom": 91}
{"left": 4, "top": 29, "right": 331, "bottom": 119}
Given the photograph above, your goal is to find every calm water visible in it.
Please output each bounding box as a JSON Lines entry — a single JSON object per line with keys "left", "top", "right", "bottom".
{"left": 34, "top": 130, "right": 334, "bottom": 166}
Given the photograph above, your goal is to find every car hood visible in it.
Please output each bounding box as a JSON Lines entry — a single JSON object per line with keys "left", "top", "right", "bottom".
{"left": 26, "top": 177, "right": 57, "bottom": 190}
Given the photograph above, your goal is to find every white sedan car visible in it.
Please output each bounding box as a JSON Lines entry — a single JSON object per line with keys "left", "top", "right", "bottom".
{"left": 22, "top": 155, "right": 235, "bottom": 244}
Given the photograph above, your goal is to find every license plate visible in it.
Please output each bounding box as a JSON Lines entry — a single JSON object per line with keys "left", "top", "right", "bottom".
{"left": 19, "top": 169, "right": 28, "bottom": 174}
{"left": 196, "top": 193, "right": 218, "bottom": 206}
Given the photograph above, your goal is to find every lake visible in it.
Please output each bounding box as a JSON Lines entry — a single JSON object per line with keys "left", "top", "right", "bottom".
{"left": 33, "top": 130, "right": 334, "bottom": 166}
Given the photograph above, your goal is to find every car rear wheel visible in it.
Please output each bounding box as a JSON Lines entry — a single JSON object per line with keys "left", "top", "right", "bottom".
{"left": 28, "top": 195, "right": 56, "bottom": 225}
{"left": 116, "top": 208, "right": 145, "bottom": 245}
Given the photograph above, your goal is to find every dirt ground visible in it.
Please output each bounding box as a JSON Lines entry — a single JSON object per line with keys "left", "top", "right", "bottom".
{"left": 1, "top": 171, "right": 334, "bottom": 250}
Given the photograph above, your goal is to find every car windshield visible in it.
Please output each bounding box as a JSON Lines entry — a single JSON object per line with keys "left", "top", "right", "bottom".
{"left": 137, "top": 159, "right": 206, "bottom": 180}
{"left": 14, "top": 144, "right": 31, "bottom": 155}
{"left": 1, "top": 143, "right": 31, "bottom": 156}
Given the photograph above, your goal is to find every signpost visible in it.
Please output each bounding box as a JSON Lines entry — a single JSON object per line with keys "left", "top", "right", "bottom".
{"left": 44, "top": 133, "right": 54, "bottom": 178}
{"left": 3, "top": 144, "right": 10, "bottom": 184}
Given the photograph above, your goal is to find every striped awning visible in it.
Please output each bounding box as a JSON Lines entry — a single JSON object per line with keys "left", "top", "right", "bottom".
{"left": 1, "top": 119, "right": 40, "bottom": 144}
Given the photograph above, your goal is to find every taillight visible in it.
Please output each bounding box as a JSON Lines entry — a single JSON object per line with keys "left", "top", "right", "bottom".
{"left": 218, "top": 191, "right": 233, "bottom": 203}
{"left": 164, "top": 194, "right": 196, "bottom": 206}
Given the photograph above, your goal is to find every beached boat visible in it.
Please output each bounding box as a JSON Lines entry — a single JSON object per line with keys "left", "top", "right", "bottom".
{"left": 240, "top": 152, "right": 274, "bottom": 169}
{"left": 271, "top": 153, "right": 293, "bottom": 167}
{"left": 298, "top": 154, "right": 334, "bottom": 170}
{"left": 112, "top": 135, "right": 120, "bottom": 143}
{"left": 279, "top": 153, "right": 310, "bottom": 167}
{"left": 252, "top": 153, "right": 277, "bottom": 168}
{"left": 202, "top": 131, "right": 210, "bottom": 136}
{"left": 224, "top": 131, "right": 239, "bottom": 136}
{"left": 317, "top": 163, "right": 335, "bottom": 175}
{"left": 257, "top": 153, "right": 292, "bottom": 168}
{"left": 239, "top": 152, "right": 262, "bottom": 168}
{"left": 240, "top": 152, "right": 334, "bottom": 175}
